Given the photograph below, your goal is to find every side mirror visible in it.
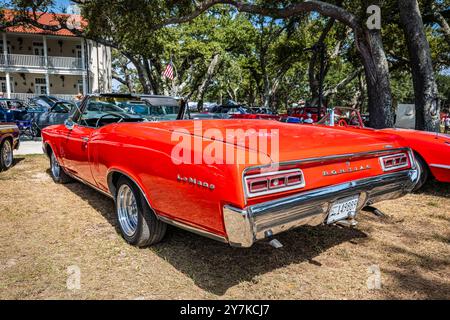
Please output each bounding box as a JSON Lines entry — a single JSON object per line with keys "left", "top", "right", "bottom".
{"left": 64, "top": 118, "right": 75, "bottom": 130}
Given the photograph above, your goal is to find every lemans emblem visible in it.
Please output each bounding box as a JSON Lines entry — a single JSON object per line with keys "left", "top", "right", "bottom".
{"left": 177, "top": 174, "right": 216, "bottom": 190}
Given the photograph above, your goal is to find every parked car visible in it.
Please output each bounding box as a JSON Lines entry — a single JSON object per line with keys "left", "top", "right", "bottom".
{"left": 210, "top": 105, "right": 250, "bottom": 119}
{"left": 24, "top": 100, "right": 77, "bottom": 136}
{"left": 0, "top": 98, "right": 30, "bottom": 122}
{"left": 29, "top": 95, "right": 61, "bottom": 109}
{"left": 317, "top": 107, "right": 450, "bottom": 190}
{"left": 41, "top": 94, "right": 420, "bottom": 248}
{"left": 231, "top": 113, "right": 281, "bottom": 121}
{"left": 284, "top": 106, "right": 327, "bottom": 123}
{"left": 0, "top": 122, "right": 20, "bottom": 171}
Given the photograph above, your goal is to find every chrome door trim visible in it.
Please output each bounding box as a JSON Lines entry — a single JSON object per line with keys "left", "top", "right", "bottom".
{"left": 430, "top": 164, "right": 450, "bottom": 170}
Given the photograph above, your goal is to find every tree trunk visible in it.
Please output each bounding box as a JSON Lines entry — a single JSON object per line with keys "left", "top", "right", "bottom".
{"left": 126, "top": 54, "right": 152, "bottom": 94}
{"left": 433, "top": 7, "right": 450, "bottom": 45}
{"left": 197, "top": 53, "right": 221, "bottom": 111}
{"left": 399, "top": 0, "right": 440, "bottom": 132}
{"left": 356, "top": 28, "right": 394, "bottom": 128}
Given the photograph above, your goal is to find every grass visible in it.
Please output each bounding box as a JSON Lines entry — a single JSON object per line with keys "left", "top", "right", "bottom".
{"left": 0, "top": 155, "right": 449, "bottom": 300}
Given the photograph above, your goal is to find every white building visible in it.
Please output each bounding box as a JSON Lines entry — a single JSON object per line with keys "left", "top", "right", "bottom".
{"left": 0, "top": 11, "right": 111, "bottom": 101}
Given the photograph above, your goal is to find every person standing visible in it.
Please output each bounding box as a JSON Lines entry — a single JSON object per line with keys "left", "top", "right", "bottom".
{"left": 445, "top": 114, "right": 450, "bottom": 134}
{"left": 303, "top": 113, "right": 314, "bottom": 124}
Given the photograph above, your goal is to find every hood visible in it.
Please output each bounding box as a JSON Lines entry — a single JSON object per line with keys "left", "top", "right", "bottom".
{"left": 146, "top": 120, "right": 405, "bottom": 163}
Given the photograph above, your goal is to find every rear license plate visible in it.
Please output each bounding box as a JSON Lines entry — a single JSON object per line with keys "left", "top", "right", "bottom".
{"left": 327, "top": 195, "right": 360, "bottom": 224}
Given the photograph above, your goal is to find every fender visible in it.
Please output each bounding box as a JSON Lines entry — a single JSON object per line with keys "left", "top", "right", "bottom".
{"left": 106, "top": 168, "right": 154, "bottom": 209}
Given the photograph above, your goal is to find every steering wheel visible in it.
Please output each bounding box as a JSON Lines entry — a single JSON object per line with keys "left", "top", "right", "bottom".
{"left": 95, "top": 112, "right": 126, "bottom": 128}
{"left": 338, "top": 119, "right": 348, "bottom": 127}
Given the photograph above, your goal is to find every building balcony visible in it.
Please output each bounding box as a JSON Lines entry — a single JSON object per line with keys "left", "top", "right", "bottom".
{"left": 10, "top": 92, "right": 77, "bottom": 101}
{"left": 0, "top": 54, "right": 83, "bottom": 71}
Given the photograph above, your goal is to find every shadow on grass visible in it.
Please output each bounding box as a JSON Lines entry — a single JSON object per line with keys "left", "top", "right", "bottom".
{"left": 12, "top": 156, "right": 26, "bottom": 167}
{"left": 382, "top": 245, "right": 450, "bottom": 299}
{"left": 61, "top": 178, "right": 368, "bottom": 296}
{"left": 415, "top": 179, "right": 450, "bottom": 198}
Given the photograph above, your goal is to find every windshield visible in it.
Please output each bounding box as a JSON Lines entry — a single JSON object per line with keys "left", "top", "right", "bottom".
{"left": 78, "top": 96, "right": 181, "bottom": 127}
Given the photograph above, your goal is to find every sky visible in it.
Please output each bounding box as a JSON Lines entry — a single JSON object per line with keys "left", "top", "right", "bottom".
{"left": 51, "top": 0, "right": 76, "bottom": 13}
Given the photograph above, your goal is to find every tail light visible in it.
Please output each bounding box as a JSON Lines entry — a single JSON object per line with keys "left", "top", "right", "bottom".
{"left": 380, "top": 153, "right": 409, "bottom": 171}
{"left": 245, "top": 169, "right": 305, "bottom": 198}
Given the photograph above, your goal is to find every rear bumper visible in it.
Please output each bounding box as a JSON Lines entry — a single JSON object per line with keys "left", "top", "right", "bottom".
{"left": 223, "top": 168, "right": 420, "bottom": 248}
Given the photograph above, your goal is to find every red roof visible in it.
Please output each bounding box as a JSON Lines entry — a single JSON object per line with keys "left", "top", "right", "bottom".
{"left": 4, "top": 10, "right": 85, "bottom": 37}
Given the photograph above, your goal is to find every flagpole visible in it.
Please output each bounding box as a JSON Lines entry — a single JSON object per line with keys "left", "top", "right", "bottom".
{"left": 170, "top": 53, "right": 178, "bottom": 97}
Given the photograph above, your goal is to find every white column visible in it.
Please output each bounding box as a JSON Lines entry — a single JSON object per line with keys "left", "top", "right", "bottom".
{"left": 81, "top": 39, "right": 86, "bottom": 70}
{"left": 43, "top": 36, "right": 50, "bottom": 95}
{"left": 45, "top": 73, "right": 50, "bottom": 96}
{"left": 43, "top": 35, "right": 48, "bottom": 67}
{"left": 2, "top": 33, "right": 7, "bottom": 58}
{"left": 5, "top": 72, "right": 11, "bottom": 98}
{"left": 82, "top": 73, "right": 87, "bottom": 95}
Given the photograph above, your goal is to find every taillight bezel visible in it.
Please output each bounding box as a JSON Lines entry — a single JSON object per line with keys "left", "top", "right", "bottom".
{"left": 244, "top": 169, "right": 305, "bottom": 198}
{"left": 379, "top": 153, "right": 410, "bottom": 172}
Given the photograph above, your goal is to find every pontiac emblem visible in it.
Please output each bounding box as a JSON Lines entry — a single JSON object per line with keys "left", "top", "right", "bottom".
{"left": 323, "top": 164, "right": 371, "bottom": 176}
{"left": 177, "top": 174, "right": 216, "bottom": 190}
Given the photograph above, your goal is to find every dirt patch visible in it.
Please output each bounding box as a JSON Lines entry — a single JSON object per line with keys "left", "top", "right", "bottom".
{"left": 0, "top": 155, "right": 449, "bottom": 299}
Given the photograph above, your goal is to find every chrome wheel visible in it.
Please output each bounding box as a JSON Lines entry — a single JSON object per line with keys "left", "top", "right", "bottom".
{"left": 117, "top": 184, "right": 139, "bottom": 237}
{"left": 51, "top": 152, "right": 61, "bottom": 178}
{"left": 2, "top": 140, "right": 13, "bottom": 168}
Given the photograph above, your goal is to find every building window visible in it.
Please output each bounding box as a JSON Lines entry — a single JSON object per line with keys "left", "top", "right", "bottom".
{"left": 35, "top": 77, "right": 47, "bottom": 94}
{"left": 0, "top": 76, "right": 14, "bottom": 93}
{"left": 77, "top": 80, "right": 84, "bottom": 94}
{"left": 33, "top": 42, "right": 45, "bottom": 56}
{"left": 76, "top": 44, "right": 83, "bottom": 59}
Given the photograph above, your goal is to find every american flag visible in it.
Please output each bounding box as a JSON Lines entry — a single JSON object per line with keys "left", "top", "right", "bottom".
{"left": 162, "top": 62, "right": 174, "bottom": 80}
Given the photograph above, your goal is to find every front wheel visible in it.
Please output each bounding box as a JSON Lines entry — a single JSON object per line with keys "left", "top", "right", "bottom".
{"left": 115, "top": 177, "right": 167, "bottom": 247}
{"left": 0, "top": 139, "right": 14, "bottom": 171}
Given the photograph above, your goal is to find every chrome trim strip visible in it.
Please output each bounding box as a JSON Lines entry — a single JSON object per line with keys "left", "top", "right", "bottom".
{"left": 158, "top": 216, "right": 228, "bottom": 243}
{"left": 227, "top": 167, "right": 420, "bottom": 248}
{"left": 430, "top": 164, "right": 450, "bottom": 170}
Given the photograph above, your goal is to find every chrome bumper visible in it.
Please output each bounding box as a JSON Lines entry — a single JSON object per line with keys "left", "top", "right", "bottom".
{"left": 223, "top": 168, "right": 420, "bottom": 248}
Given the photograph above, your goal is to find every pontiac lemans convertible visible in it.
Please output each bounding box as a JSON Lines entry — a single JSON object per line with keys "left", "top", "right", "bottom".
{"left": 42, "top": 94, "right": 420, "bottom": 248}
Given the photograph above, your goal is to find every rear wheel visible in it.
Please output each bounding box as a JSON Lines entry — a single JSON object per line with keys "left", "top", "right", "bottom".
{"left": 413, "top": 152, "right": 429, "bottom": 192}
{"left": 49, "top": 151, "right": 72, "bottom": 184}
{"left": 0, "top": 139, "right": 14, "bottom": 171}
{"left": 115, "top": 176, "right": 166, "bottom": 247}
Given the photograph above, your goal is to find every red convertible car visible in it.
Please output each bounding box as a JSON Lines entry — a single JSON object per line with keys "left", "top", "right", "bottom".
{"left": 42, "top": 94, "right": 420, "bottom": 248}
{"left": 318, "top": 107, "right": 450, "bottom": 190}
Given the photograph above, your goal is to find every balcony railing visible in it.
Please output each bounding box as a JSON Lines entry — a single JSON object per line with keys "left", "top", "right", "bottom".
{"left": 0, "top": 54, "right": 83, "bottom": 70}
{"left": 10, "top": 93, "right": 77, "bottom": 101}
